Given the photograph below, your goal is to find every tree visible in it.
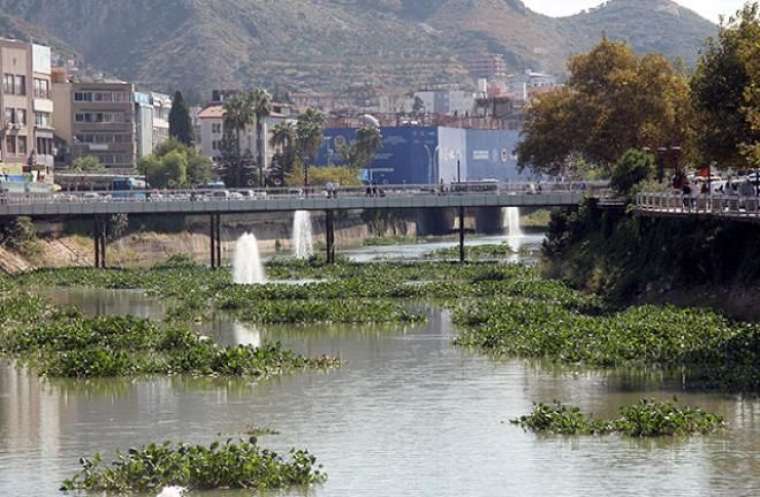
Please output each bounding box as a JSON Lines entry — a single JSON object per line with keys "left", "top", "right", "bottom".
{"left": 338, "top": 126, "right": 383, "bottom": 170}
{"left": 169, "top": 91, "right": 194, "bottom": 146}
{"left": 737, "top": 3, "right": 760, "bottom": 166}
{"left": 71, "top": 155, "right": 105, "bottom": 173}
{"left": 610, "top": 149, "right": 655, "bottom": 196}
{"left": 223, "top": 94, "right": 255, "bottom": 159}
{"left": 295, "top": 108, "right": 326, "bottom": 188}
{"left": 517, "top": 39, "right": 693, "bottom": 176}
{"left": 270, "top": 121, "right": 297, "bottom": 186}
{"left": 137, "top": 138, "right": 211, "bottom": 188}
{"left": 250, "top": 88, "right": 272, "bottom": 187}
{"left": 691, "top": 3, "right": 760, "bottom": 170}
{"left": 412, "top": 96, "right": 425, "bottom": 116}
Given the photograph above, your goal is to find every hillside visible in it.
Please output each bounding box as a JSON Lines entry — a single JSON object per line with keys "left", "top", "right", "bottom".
{"left": 0, "top": 0, "right": 717, "bottom": 97}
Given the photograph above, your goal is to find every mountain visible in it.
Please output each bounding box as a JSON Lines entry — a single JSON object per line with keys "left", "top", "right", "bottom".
{"left": 0, "top": 0, "right": 717, "bottom": 98}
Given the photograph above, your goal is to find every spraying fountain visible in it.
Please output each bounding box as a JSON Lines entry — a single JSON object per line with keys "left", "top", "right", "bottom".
{"left": 292, "top": 210, "right": 315, "bottom": 259}
{"left": 232, "top": 233, "right": 266, "bottom": 284}
{"left": 503, "top": 207, "right": 524, "bottom": 253}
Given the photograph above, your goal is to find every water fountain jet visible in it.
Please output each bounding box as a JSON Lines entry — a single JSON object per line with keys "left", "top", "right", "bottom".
{"left": 503, "top": 207, "right": 524, "bottom": 253}
{"left": 292, "top": 210, "right": 315, "bottom": 259}
{"left": 233, "top": 233, "right": 266, "bottom": 284}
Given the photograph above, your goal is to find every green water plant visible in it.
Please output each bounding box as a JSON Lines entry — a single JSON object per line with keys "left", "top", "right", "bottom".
{"left": 512, "top": 399, "right": 724, "bottom": 437}
{"left": 61, "top": 438, "right": 326, "bottom": 493}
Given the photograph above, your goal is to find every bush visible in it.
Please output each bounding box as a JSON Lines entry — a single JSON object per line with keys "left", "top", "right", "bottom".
{"left": 610, "top": 148, "right": 655, "bottom": 197}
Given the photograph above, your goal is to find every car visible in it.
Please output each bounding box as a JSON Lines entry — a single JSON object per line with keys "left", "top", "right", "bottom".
{"left": 210, "top": 190, "right": 230, "bottom": 200}
{"left": 229, "top": 191, "right": 244, "bottom": 200}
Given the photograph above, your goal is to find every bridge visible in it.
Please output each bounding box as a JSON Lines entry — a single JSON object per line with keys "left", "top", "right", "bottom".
{"left": 0, "top": 182, "right": 606, "bottom": 268}
{"left": 636, "top": 192, "right": 760, "bottom": 224}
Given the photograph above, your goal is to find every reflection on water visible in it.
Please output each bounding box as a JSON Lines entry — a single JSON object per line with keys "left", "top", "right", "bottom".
{"left": 3, "top": 288, "right": 760, "bottom": 496}
{"left": 343, "top": 232, "right": 546, "bottom": 263}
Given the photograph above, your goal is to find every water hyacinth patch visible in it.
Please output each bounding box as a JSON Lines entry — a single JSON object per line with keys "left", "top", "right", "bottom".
{"left": 511, "top": 399, "right": 725, "bottom": 437}
{"left": 60, "top": 438, "right": 326, "bottom": 493}
{"left": 0, "top": 292, "right": 339, "bottom": 379}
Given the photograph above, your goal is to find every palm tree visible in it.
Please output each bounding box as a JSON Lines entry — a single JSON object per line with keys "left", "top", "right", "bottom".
{"left": 250, "top": 88, "right": 272, "bottom": 187}
{"left": 353, "top": 126, "right": 383, "bottom": 170}
{"left": 222, "top": 94, "right": 256, "bottom": 187}
{"left": 270, "top": 122, "right": 296, "bottom": 186}
{"left": 295, "top": 108, "right": 326, "bottom": 191}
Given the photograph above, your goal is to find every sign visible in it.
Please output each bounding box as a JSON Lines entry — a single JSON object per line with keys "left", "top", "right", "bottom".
{"left": 473, "top": 150, "right": 489, "bottom": 160}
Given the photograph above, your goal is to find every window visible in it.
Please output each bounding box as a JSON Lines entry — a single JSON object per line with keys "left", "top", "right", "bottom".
{"left": 34, "top": 79, "right": 50, "bottom": 99}
{"left": 16, "top": 109, "right": 26, "bottom": 126}
{"left": 212, "top": 123, "right": 222, "bottom": 134}
{"left": 4, "top": 108, "right": 15, "bottom": 125}
{"left": 94, "top": 92, "right": 113, "bottom": 102}
{"left": 14, "top": 76, "right": 25, "bottom": 96}
{"left": 35, "top": 112, "right": 51, "bottom": 128}
{"left": 2, "top": 74, "right": 13, "bottom": 94}
{"left": 5, "top": 136, "right": 15, "bottom": 155}
{"left": 212, "top": 140, "right": 222, "bottom": 151}
{"left": 75, "top": 112, "right": 127, "bottom": 124}
{"left": 36, "top": 137, "right": 53, "bottom": 155}
{"left": 74, "top": 92, "right": 93, "bottom": 102}
{"left": 17, "top": 136, "right": 26, "bottom": 155}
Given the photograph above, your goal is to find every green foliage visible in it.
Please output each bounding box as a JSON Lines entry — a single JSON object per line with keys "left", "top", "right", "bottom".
{"left": 512, "top": 399, "right": 724, "bottom": 437}
{"left": 610, "top": 149, "right": 655, "bottom": 196}
{"left": 138, "top": 139, "right": 212, "bottom": 188}
{"left": 60, "top": 439, "right": 326, "bottom": 493}
{"left": 270, "top": 121, "right": 297, "bottom": 186}
{"left": 295, "top": 108, "right": 326, "bottom": 186}
{"left": 287, "top": 165, "right": 360, "bottom": 187}
{"left": 425, "top": 243, "right": 516, "bottom": 260}
{"left": 691, "top": 2, "right": 760, "bottom": 169}
{"left": 517, "top": 39, "right": 693, "bottom": 175}
{"left": 0, "top": 216, "right": 38, "bottom": 254}
{"left": 71, "top": 155, "right": 105, "bottom": 173}
{"left": 169, "top": 90, "right": 194, "bottom": 146}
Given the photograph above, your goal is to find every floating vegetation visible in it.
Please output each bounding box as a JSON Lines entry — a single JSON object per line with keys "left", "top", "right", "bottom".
{"left": 512, "top": 399, "right": 725, "bottom": 437}
{"left": 61, "top": 439, "right": 326, "bottom": 493}
{"left": 0, "top": 293, "right": 339, "bottom": 378}
{"left": 244, "top": 426, "right": 281, "bottom": 436}
{"left": 424, "top": 243, "right": 515, "bottom": 260}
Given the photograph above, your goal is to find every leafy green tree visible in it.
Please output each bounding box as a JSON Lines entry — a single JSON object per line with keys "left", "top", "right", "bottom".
{"left": 295, "top": 108, "right": 326, "bottom": 188}
{"left": 169, "top": 91, "right": 194, "bottom": 146}
{"left": 517, "top": 39, "right": 693, "bottom": 176}
{"left": 71, "top": 155, "right": 105, "bottom": 173}
{"left": 223, "top": 94, "right": 255, "bottom": 158}
{"left": 610, "top": 149, "right": 655, "bottom": 196}
{"left": 137, "top": 139, "right": 210, "bottom": 188}
{"left": 338, "top": 126, "right": 383, "bottom": 170}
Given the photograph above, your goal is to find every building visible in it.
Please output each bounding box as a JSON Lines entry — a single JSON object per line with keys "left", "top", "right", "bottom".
{"left": 467, "top": 53, "right": 508, "bottom": 80}
{"left": 134, "top": 91, "right": 172, "bottom": 158}
{"left": 315, "top": 126, "right": 535, "bottom": 185}
{"left": 0, "top": 38, "right": 55, "bottom": 185}
{"left": 413, "top": 89, "right": 476, "bottom": 117}
{"left": 197, "top": 102, "right": 293, "bottom": 169}
{"left": 52, "top": 78, "right": 136, "bottom": 173}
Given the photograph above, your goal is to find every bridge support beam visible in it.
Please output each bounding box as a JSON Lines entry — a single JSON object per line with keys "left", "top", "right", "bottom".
{"left": 325, "top": 210, "right": 336, "bottom": 264}
{"left": 458, "top": 206, "right": 465, "bottom": 264}
{"left": 209, "top": 214, "right": 223, "bottom": 270}
{"left": 93, "top": 216, "right": 107, "bottom": 269}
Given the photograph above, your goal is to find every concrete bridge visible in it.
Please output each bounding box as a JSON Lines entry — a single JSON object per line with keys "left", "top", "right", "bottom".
{"left": 0, "top": 182, "right": 606, "bottom": 267}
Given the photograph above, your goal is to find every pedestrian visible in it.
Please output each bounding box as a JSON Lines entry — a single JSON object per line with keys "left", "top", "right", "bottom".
{"left": 682, "top": 182, "right": 693, "bottom": 210}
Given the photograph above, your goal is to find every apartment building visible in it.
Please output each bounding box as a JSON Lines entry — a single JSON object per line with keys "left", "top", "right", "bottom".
{"left": 0, "top": 38, "right": 55, "bottom": 184}
{"left": 198, "top": 102, "right": 292, "bottom": 169}
{"left": 134, "top": 91, "right": 172, "bottom": 158}
{"left": 52, "top": 79, "right": 136, "bottom": 173}
{"left": 466, "top": 53, "right": 508, "bottom": 80}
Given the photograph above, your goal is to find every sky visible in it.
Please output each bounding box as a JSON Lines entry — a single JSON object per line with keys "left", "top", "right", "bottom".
{"left": 523, "top": 0, "right": 748, "bottom": 22}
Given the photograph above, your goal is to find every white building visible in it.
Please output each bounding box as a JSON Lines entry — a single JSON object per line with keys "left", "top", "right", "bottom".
{"left": 197, "top": 103, "right": 292, "bottom": 169}
{"left": 134, "top": 91, "right": 172, "bottom": 158}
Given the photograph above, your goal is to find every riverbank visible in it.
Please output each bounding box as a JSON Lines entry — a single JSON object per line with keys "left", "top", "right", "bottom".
{"left": 541, "top": 199, "right": 760, "bottom": 321}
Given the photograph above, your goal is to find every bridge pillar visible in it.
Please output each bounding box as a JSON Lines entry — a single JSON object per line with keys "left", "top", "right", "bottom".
{"left": 458, "top": 206, "right": 465, "bottom": 264}
{"left": 215, "top": 214, "right": 222, "bottom": 268}
{"left": 325, "top": 210, "right": 335, "bottom": 264}
{"left": 209, "top": 214, "right": 217, "bottom": 269}
{"left": 92, "top": 216, "right": 107, "bottom": 269}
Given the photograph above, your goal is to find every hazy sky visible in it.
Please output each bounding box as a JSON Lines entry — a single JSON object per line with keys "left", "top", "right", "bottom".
{"left": 523, "top": 0, "right": 747, "bottom": 22}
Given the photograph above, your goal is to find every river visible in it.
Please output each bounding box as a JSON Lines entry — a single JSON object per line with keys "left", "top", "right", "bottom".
{"left": 2, "top": 236, "right": 760, "bottom": 496}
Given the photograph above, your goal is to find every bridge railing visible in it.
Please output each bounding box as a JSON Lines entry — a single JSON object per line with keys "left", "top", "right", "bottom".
{"left": 0, "top": 181, "right": 610, "bottom": 207}
{"left": 637, "top": 192, "right": 760, "bottom": 218}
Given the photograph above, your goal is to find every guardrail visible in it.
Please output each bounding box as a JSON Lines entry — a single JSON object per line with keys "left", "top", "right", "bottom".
{"left": 0, "top": 181, "right": 610, "bottom": 207}
{"left": 637, "top": 192, "right": 760, "bottom": 219}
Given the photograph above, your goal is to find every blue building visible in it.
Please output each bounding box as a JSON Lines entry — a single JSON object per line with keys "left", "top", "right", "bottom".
{"left": 315, "top": 126, "right": 534, "bottom": 185}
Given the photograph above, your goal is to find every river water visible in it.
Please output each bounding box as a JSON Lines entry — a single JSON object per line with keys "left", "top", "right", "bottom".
{"left": 3, "top": 237, "right": 760, "bottom": 496}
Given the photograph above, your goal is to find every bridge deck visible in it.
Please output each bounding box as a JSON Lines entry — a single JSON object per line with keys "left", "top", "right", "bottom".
{"left": 0, "top": 190, "right": 587, "bottom": 218}
{"left": 637, "top": 192, "right": 760, "bottom": 224}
